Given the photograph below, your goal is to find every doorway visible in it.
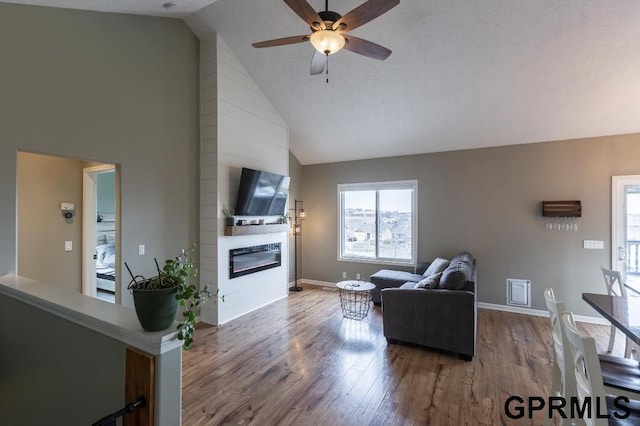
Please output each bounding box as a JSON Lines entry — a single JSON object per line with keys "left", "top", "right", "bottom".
{"left": 16, "top": 152, "right": 119, "bottom": 302}
{"left": 83, "top": 165, "right": 119, "bottom": 303}
{"left": 612, "top": 175, "right": 640, "bottom": 292}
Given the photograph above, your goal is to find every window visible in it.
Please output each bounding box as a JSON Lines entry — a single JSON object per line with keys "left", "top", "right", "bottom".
{"left": 338, "top": 180, "right": 417, "bottom": 265}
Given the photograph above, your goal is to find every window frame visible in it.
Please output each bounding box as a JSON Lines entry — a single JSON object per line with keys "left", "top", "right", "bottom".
{"left": 337, "top": 180, "right": 418, "bottom": 266}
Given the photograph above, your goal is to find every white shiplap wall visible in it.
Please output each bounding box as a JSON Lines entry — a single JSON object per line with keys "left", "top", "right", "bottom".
{"left": 200, "top": 34, "right": 290, "bottom": 325}
{"left": 200, "top": 35, "right": 219, "bottom": 324}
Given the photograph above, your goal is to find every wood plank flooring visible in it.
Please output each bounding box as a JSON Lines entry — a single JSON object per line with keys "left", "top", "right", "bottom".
{"left": 182, "top": 284, "right": 627, "bottom": 425}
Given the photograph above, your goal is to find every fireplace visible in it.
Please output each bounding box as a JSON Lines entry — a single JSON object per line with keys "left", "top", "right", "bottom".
{"left": 229, "top": 243, "right": 282, "bottom": 279}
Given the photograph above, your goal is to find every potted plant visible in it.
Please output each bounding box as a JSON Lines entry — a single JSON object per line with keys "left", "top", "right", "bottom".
{"left": 280, "top": 212, "right": 290, "bottom": 224}
{"left": 125, "top": 246, "right": 223, "bottom": 350}
{"left": 222, "top": 205, "right": 235, "bottom": 227}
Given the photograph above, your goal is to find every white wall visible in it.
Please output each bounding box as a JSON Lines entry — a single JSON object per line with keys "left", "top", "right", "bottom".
{"left": 199, "top": 34, "right": 220, "bottom": 324}
{"left": 199, "top": 34, "right": 290, "bottom": 325}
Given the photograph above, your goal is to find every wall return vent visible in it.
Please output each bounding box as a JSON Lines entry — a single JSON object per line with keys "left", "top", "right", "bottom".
{"left": 506, "top": 278, "right": 531, "bottom": 308}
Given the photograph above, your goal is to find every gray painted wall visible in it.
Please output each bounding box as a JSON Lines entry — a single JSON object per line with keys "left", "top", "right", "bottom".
{"left": 0, "top": 293, "right": 125, "bottom": 425}
{"left": 301, "top": 133, "right": 640, "bottom": 316}
{"left": 97, "top": 171, "right": 116, "bottom": 215}
{"left": 288, "top": 151, "right": 303, "bottom": 283}
{"left": 17, "top": 152, "right": 85, "bottom": 292}
{"left": 0, "top": 4, "right": 199, "bottom": 307}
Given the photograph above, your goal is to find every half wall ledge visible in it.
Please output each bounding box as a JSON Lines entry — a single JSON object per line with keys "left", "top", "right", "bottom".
{"left": 0, "top": 274, "right": 181, "bottom": 355}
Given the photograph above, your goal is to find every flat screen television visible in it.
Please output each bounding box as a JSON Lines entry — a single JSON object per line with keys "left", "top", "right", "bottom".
{"left": 234, "top": 168, "right": 290, "bottom": 216}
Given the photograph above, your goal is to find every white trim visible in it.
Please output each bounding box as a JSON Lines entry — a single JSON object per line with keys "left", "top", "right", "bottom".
{"left": 612, "top": 175, "right": 640, "bottom": 275}
{"left": 337, "top": 180, "right": 418, "bottom": 265}
{"left": 478, "top": 302, "right": 547, "bottom": 317}
{"left": 337, "top": 257, "right": 414, "bottom": 267}
{"left": 82, "top": 164, "right": 116, "bottom": 300}
{"left": 0, "top": 274, "right": 180, "bottom": 355}
{"left": 301, "top": 279, "right": 337, "bottom": 288}
{"left": 298, "top": 284, "right": 611, "bottom": 324}
{"left": 338, "top": 180, "right": 417, "bottom": 192}
{"left": 478, "top": 302, "right": 609, "bottom": 325}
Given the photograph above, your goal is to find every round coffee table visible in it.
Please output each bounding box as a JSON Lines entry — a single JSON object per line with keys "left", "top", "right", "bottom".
{"left": 336, "top": 280, "right": 375, "bottom": 320}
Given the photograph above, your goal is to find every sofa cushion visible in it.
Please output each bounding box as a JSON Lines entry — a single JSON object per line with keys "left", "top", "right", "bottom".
{"left": 370, "top": 270, "right": 425, "bottom": 287}
{"left": 452, "top": 252, "right": 474, "bottom": 267}
{"left": 415, "top": 272, "right": 442, "bottom": 289}
{"left": 422, "top": 258, "right": 450, "bottom": 277}
{"left": 439, "top": 259, "right": 473, "bottom": 290}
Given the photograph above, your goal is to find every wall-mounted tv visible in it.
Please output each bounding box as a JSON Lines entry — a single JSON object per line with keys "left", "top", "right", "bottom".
{"left": 234, "top": 168, "right": 290, "bottom": 216}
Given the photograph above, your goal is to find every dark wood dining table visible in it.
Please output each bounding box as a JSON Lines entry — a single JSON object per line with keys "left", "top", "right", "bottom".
{"left": 582, "top": 292, "right": 640, "bottom": 346}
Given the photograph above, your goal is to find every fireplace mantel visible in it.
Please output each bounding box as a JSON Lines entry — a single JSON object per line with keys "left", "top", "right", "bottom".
{"left": 224, "top": 223, "right": 289, "bottom": 236}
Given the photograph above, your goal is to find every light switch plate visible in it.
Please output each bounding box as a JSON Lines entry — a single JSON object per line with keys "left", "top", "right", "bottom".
{"left": 583, "top": 240, "right": 604, "bottom": 250}
{"left": 65, "top": 241, "right": 72, "bottom": 252}
{"left": 138, "top": 244, "right": 145, "bottom": 255}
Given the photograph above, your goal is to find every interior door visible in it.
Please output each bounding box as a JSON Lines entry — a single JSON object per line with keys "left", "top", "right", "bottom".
{"left": 612, "top": 176, "right": 640, "bottom": 292}
{"left": 83, "top": 164, "right": 117, "bottom": 301}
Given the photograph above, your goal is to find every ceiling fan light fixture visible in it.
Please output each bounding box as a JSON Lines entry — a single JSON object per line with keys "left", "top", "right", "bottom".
{"left": 310, "top": 29, "right": 345, "bottom": 55}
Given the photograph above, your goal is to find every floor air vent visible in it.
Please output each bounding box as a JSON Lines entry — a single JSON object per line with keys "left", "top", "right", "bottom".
{"left": 506, "top": 278, "right": 531, "bottom": 307}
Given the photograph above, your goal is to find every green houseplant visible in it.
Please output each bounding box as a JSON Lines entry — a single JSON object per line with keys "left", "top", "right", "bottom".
{"left": 126, "top": 246, "right": 223, "bottom": 350}
{"left": 222, "top": 205, "right": 235, "bottom": 227}
{"left": 280, "top": 212, "right": 290, "bottom": 224}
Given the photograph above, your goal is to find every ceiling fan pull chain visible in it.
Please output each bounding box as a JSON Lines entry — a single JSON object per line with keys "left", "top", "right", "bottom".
{"left": 325, "top": 52, "right": 329, "bottom": 83}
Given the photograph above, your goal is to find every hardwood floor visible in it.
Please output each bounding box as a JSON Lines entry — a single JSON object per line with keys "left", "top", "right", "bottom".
{"left": 182, "top": 284, "right": 627, "bottom": 425}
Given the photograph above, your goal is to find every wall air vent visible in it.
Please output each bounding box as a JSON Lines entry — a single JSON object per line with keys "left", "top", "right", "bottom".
{"left": 506, "top": 278, "right": 531, "bottom": 307}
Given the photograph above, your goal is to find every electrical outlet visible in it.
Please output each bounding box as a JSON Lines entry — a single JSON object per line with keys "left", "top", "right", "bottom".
{"left": 356, "top": 273, "right": 361, "bottom": 280}
{"left": 342, "top": 272, "right": 347, "bottom": 279}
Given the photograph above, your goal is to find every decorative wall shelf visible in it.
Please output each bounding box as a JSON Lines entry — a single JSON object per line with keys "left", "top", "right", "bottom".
{"left": 224, "top": 223, "right": 289, "bottom": 236}
{"left": 542, "top": 200, "right": 582, "bottom": 217}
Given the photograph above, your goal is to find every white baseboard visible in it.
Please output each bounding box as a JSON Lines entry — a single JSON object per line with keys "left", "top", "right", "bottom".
{"left": 477, "top": 302, "right": 609, "bottom": 325}
{"left": 478, "top": 302, "right": 548, "bottom": 317}
{"left": 300, "top": 279, "right": 336, "bottom": 288}
{"left": 299, "top": 279, "right": 610, "bottom": 325}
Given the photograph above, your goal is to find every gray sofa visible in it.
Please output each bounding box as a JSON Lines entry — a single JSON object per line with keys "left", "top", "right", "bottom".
{"left": 375, "top": 252, "right": 477, "bottom": 360}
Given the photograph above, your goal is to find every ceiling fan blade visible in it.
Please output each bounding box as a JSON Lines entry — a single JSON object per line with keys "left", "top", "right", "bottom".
{"left": 283, "top": 0, "right": 325, "bottom": 30}
{"left": 333, "top": 0, "right": 399, "bottom": 32}
{"left": 252, "top": 35, "right": 311, "bottom": 48}
{"left": 310, "top": 50, "right": 325, "bottom": 75}
{"left": 343, "top": 35, "right": 391, "bottom": 60}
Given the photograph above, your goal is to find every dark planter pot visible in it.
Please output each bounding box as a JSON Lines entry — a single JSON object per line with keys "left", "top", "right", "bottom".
{"left": 132, "top": 286, "right": 179, "bottom": 332}
{"left": 225, "top": 217, "right": 234, "bottom": 227}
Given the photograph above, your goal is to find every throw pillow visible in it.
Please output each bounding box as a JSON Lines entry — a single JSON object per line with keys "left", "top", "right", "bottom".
{"left": 438, "top": 260, "right": 472, "bottom": 290}
{"left": 415, "top": 272, "right": 442, "bottom": 289}
{"left": 423, "top": 258, "right": 450, "bottom": 277}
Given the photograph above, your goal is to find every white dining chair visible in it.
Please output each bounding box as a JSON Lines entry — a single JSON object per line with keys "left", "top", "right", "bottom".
{"left": 561, "top": 311, "right": 640, "bottom": 426}
{"left": 601, "top": 267, "right": 636, "bottom": 358}
{"left": 544, "top": 288, "right": 579, "bottom": 426}
{"left": 544, "top": 289, "right": 640, "bottom": 405}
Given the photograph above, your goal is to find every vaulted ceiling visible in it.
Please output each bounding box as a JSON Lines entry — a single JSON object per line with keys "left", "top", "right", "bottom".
{"left": 5, "top": 0, "right": 640, "bottom": 165}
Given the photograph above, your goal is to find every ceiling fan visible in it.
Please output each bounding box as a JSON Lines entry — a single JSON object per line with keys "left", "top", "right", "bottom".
{"left": 252, "top": 0, "right": 399, "bottom": 76}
